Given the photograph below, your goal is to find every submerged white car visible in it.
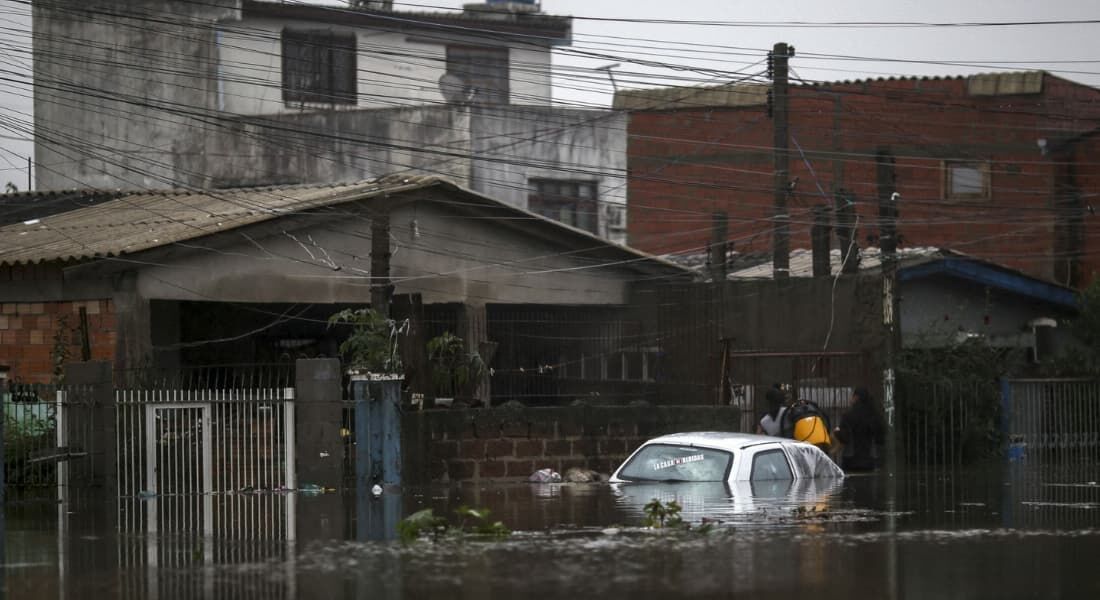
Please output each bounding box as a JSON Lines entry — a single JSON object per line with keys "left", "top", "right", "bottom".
{"left": 609, "top": 432, "right": 843, "bottom": 483}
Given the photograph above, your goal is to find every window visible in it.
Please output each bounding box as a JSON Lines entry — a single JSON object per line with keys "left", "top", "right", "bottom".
{"left": 528, "top": 179, "right": 599, "bottom": 233}
{"left": 750, "top": 448, "right": 793, "bottom": 481}
{"left": 282, "top": 29, "right": 357, "bottom": 105}
{"left": 616, "top": 444, "right": 733, "bottom": 482}
{"left": 944, "top": 161, "right": 990, "bottom": 200}
{"left": 446, "top": 46, "right": 509, "bottom": 105}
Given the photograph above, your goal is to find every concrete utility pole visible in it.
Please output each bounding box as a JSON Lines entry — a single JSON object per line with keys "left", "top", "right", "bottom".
{"left": 876, "top": 150, "right": 900, "bottom": 472}
{"left": 708, "top": 212, "right": 728, "bottom": 282}
{"left": 370, "top": 213, "right": 394, "bottom": 318}
{"left": 770, "top": 42, "right": 794, "bottom": 279}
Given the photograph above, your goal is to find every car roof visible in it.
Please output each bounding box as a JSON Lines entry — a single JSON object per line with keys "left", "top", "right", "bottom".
{"left": 642, "top": 432, "right": 786, "bottom": 452}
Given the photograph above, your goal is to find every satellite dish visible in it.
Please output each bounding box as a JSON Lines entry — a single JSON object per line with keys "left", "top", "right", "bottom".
{"left": 439, "top": 73, "right": 474, "bottom": 105}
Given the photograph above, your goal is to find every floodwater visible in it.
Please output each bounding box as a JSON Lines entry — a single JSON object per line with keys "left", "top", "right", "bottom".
{"left": 4, "top": 463, "right": 1100, "bottom": 599}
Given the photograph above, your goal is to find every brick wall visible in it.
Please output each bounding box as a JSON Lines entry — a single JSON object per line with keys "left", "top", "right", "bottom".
{"left": 626, "top": 73, "right": 1100, "bottom": 287}
{"left": 402, "top": 405, "right": 741, "bottom": 484}
{"left": 0, "top": 300, "right": 117, "bottom": 383}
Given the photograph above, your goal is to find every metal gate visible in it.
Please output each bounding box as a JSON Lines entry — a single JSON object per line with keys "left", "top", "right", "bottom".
{"left": 1004, "top": 378, "right": 1100, "bottom": 461}
{"left": 116, "top": 387, "right": 298, "bottom": 599}
{"left": 117, "top": 388, "right": 297, "bottom": 537}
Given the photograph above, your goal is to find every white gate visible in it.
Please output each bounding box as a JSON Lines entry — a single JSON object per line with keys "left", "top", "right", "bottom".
{"left": 117, "top": 388, "right": 297, "bottom": 540}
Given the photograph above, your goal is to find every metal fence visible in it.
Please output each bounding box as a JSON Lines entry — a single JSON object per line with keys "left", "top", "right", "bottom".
{"left": 1004, "top": 379, "right": 1100, "bottom": 462}
{"left": 114, "top": 363, "right": 296, "bottom": 391}
{"left": 725, "top": 351, "right": 870, "bottom": 433}
{"left": 3, "top": 381, "right": 59, "bottom": 491}
{"left": 113, "top": 386, "right": 298, "bottom": 599}
{"left": 116, "top": 388, "right": 297, "bottom": 538}
{"left": 896, "top": 378, "right": 1002, "bottom": 466}
{"left": 3, "top": 380, "right": 100, "bottom": 496}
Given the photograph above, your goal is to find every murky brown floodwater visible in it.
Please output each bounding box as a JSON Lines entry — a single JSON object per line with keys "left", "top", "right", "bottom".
{"left": 4, "top": 463, "right": 1100, "bottom": 599}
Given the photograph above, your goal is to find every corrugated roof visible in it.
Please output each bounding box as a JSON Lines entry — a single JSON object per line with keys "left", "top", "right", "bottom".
{"left": 0, "top": 176, "right": 689, "bottom": 275}
{"left": 726, "top": 247, "right": 944, "bottom": 279}
{"left": 721, "top": 246, "right": 1076, "bottom": 305}
{"left": 613, "top": 71, "right": 1051, "bottom": 112}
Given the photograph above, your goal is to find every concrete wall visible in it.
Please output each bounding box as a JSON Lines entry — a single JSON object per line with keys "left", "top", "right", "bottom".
{"left": 201, "top": 106, "right": 475, "bottom": 188}
{"left": 217, "top": 17, "right": 552, "bottom": 115}
{"left": 128, "top": 193, "right": 637, "bottom": 307}
{"left": 199, "top": 105, "right": 625, "bottom": 237}
{"left": 471, "top": 107, "right": 627, "bottom": 239}
{"left": 33, "top": 0, "right": 241, "bottom": 190}
{"left": 901, "top": 275, "right": 1073, "bottom": 350}
{"left": 650, "top": 276, "right": 886, "bottom": 404}
{"left": 403, "top": 405, "right": 742, "bottom": 484}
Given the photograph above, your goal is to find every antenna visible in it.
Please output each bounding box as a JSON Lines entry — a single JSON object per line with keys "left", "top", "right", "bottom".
{"left": 596, "top": 63, "right": 621, "bottom": 92}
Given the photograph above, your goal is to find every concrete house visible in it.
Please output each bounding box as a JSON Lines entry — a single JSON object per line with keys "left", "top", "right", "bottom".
{"left": 32, "top": 0, "right": 628, "bottom": 242}
{"left": 0, "top": 177, "right": 687, "bottom": 402}
{"left": 616, "top": 72, "right": 1100, "bottom": 286}
{"left": 726, "top": 247, "right": 1078, "bottom": 356}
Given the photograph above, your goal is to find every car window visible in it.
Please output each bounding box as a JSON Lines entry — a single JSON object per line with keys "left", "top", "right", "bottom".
{"left": 750, "top": 449, "right": 793, "bottom": 481}
{"left": 616, "top": 444, "right": 733, "bottom": 482}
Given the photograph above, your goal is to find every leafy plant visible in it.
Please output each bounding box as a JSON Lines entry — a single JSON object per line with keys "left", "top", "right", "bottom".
{"left": 327, "top": 308, "right": 407, "bottom": 373}
{"left": 643, "top": 498, "right": 684, "bottom": 529}
{"left": 454, "top": 505, "right": 510, "bottom": 538}
{"left": 395, "top": 506, "right": 510, "bottom": 543}
{"left": 896, "top": 340, "right": 1017, "bottom": 463}
{"left": 1041, "top": 279, "right": 1100, "bottom": 376}
{"left": 426, "top": 332, "right": 486, "bottom": 399}
{"left": 397, "top": 508, "right": 448, "bottom": 543}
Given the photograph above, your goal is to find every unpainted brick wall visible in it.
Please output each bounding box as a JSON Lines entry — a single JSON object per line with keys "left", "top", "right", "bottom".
{"left": 403, "top": 405, "right": 741, "bottom": 484}
{"left": 0, "top": 300, "right": 117, "bottom": 383}
{"left": 626, "top": 75, "right": 1100, "bottom": 286}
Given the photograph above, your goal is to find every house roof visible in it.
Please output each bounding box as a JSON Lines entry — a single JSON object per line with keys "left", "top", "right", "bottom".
{"left": 0, "top": 189, "right": 127, "bottom": 227}
{"left": 718, "top": 246, "right": 1078, "bottom": 310}
{"left": 613, "top": 71, "right": 1057, "bottom": 112}
{"left": 241, "top": 1, "right": 572, "bottom": 44}
{"left": 0, "top": 176, "right": 688, "bottom": 277}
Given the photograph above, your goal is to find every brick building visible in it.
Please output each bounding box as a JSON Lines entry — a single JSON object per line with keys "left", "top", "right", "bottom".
{"left": 617, "top": 71, "right": 1100, "bottom": 288}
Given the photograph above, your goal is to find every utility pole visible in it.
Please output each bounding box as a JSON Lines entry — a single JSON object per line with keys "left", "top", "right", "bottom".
{"left": 708, "top": 212, "right": 728, "bottom": 282}
{"left": 370, "top": 212, "right": 394, "bottom": 318}
{"left": 770, "top": 42, "right": 794, "bottom": 279}
{"left": 876, "top": 149, "right": 900, "bottom": 476}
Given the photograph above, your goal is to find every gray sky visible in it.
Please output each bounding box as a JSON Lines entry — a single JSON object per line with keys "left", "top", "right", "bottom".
{"left": 2, "top": 0, "right": 1099, "bottom": 189}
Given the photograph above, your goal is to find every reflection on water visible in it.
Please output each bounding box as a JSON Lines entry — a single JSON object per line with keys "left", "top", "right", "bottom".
{"left": 4, "top": 463, "right": 1100, "bottom": 599}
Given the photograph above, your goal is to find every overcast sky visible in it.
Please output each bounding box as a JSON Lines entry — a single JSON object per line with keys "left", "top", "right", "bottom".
{"left": 2, "top": 0, "right": 1098, "bottom": 189}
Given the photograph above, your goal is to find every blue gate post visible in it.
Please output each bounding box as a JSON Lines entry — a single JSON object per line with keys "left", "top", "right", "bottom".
{"left": 354, "top": 375, "right": 402, "bottom": 541}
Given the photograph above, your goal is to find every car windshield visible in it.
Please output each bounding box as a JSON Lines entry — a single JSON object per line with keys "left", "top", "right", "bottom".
{"left": 616, "top": 444, "right": 733, "bottom": 482}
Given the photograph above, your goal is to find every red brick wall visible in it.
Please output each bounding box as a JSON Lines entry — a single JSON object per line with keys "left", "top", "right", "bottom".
{"left": 1074, "top": 135, "right": 1100, "bottom": 285}
{"left": 0, "top": 300, "right": 117, "bottom": 383}
{"left": 403, "top": 406, "right": 742, "bottom": 483}
{"left": 627, "top": 74, "right": 1100, "bottom": 286}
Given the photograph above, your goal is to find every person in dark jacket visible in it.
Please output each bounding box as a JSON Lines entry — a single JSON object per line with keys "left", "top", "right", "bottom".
{"left": 756, "top": 386, "right": 788, "bottom": 436}
{"left": 833, "top": 387, "right": 885, "bottom": 471}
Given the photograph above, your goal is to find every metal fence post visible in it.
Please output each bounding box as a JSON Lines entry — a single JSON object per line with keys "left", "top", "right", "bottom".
{"left": 1000, "top": 377, "right": 1012, "bottom": 454}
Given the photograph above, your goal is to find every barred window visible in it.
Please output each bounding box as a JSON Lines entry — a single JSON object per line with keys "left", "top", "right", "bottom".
{"left": 528, "top": 179, "right": 599, "bottom": 233}
{"left": 282, "top": 29, "right": 357, "bottom": 105}
{"left": 446, "top": 46, "right": 509, "bottom": 105}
